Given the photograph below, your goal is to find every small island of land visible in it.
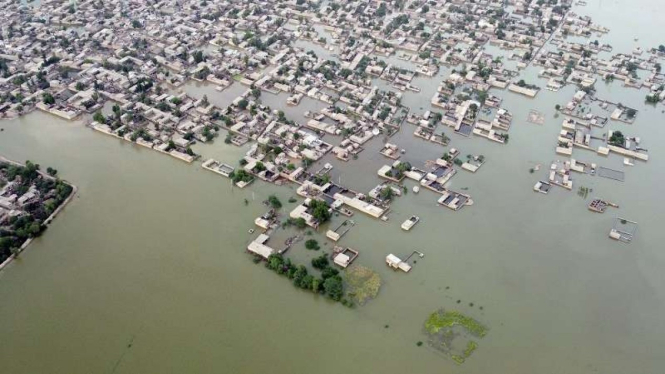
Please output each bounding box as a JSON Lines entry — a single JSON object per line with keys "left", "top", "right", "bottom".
{"left": 0, "top": 157, "right": 75, "bottom": 268}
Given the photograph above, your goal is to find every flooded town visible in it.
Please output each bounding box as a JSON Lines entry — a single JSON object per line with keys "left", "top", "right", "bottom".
{"left": 1, "top": 0, "right": 664, "bottom": 373}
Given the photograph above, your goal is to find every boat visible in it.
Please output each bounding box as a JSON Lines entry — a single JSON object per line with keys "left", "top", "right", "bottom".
{"left": 401, "top": 215, "right": 420, "bottom": 231}
{"left": 413, "top": 186, "right": 420, "bottom": 193}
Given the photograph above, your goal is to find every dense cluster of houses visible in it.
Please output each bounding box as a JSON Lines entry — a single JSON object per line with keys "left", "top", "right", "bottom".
{"left": 1, "top": 0, "right": 661, "bottom": 214}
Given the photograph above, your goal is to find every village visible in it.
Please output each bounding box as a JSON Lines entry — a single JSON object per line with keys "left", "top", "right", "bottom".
{"left": 0, "top": 157, "right": 76, "bottom": 268}
{"left": 1, "top": 0, "right": 662, "bottom": 304}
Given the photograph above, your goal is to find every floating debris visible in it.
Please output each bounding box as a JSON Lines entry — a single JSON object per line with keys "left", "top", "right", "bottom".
{"left": 527, "top": 109, "right": 545, "bottom": 125}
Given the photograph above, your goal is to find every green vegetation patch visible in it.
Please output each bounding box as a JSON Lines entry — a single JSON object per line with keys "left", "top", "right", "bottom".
{"left": 425, "top": 310, "right": 487, "bottom": 336}
{"left": 344, "top": 265, "right": 381, "bottom": 305}
{"left": 424, "top": 309, "right": 487, "bottom": 364}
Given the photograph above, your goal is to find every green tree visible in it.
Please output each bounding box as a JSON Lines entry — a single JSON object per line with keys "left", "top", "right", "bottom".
{"left": 267, "top": 195, "right": 282, "bottom": 209}
{"left": 292, "top": 265, "right": 309, "bottom": 288}
{"left": 293, "top": 217, "right": 307, "bottom": 229}
{"left": 42, "top": 93, "right": 55, "bottom": 105}
{"left": 609, "top": 131, "right": 625, "bottom": 146}
{"left": 309, "top": 200, "right": 331, "bottom": 223}
{"left": 379, "top": 186, "right": 394, "bottom": 200}
{"left": 193, "top": 51, "right": 205, "bottom": 63}
{"left": 305, "top": 239, "right": 320, "bottom": 251}
{"left": 46, "top": 167, "right": 58, "bottom": 177}
{"left": 311, "top": 254, "right": 329, "bottom": 269}
{"left": 323, "top": 276, "right": 343, "bottom": 301}
{"left": 93, "top": 111, "right": 105, "bottom": 124}
{"left": 311, "top": 277, "right": 323, "bottom": 292}
{"left": 321, "top": 267, "right": 339, "bottom": 279}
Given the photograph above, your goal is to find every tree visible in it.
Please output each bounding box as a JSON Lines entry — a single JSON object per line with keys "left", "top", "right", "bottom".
{"left": 646, "top": 94, "right": 660, "bottom": 104}
{"left": 305, "top": 239, "right": 320, "bottom": 251}
{"left": 93, "top": 111, "right": 105, "bottom": 124}
{"left": 253, "top": 161, "right": 266, "bottom": 172}
{"left": 311, "top": 254, "right": 329, "bottom": 270}
{"left": 42, "top": 93, "right": 55, "bottom": 105}
{"left": 309, "top": 200, "right": 331, "bottom": 223}
{"left": 311, "top": 277, "right": 323, "bottom": 293}
{"left": 193, "top": 51, "right": 205, "bottom": 63}
{"left": 476, "top": 90, "right": 488, "bottom": 103}
{"left": 267, "top": 195, "right": 282, "bottom": 209}
{"left": 292, "top": 217, "right": 307, "bottom": 229}
{"left": 379, "top": 186, "right": 394, "bottom": 200}
{"left": 626, "top": 108, "right": 637, "bottom": 118}
{"left": 609, "top": 131, "right": 625, "bottom": 146}
{"left": 292, "top": 265, "right": 309, "bottom": 288}
{"left": 46, "top": 167, "right": 58, "bottom": 177}
{"left": 267, "top": 254, "right": 285, "bottom": 271}
{"left": 323, "top": 276, "right": 343, "bottom": 301}
{"left": 321, "top": 266, "right": 339, "bottom": 279}
{"left": 238, "top": 99, "right": 249, "bottom": 110}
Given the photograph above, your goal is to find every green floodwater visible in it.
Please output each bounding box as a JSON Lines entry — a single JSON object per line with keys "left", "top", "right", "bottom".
{"left": 1, "top": 1, "right": 665, "bottom": 373}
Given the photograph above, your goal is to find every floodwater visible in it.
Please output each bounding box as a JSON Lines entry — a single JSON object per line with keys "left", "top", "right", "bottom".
{"left": 1, "top": 1, "right": 664, "bottom": 373}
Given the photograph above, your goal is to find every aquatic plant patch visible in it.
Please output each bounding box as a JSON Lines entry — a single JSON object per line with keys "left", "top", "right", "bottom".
{"left": 424, "top": 309, "right": 487, "bottom": 364}
{"left": 344, "top": 265, "right": 382, "bottom": 305}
